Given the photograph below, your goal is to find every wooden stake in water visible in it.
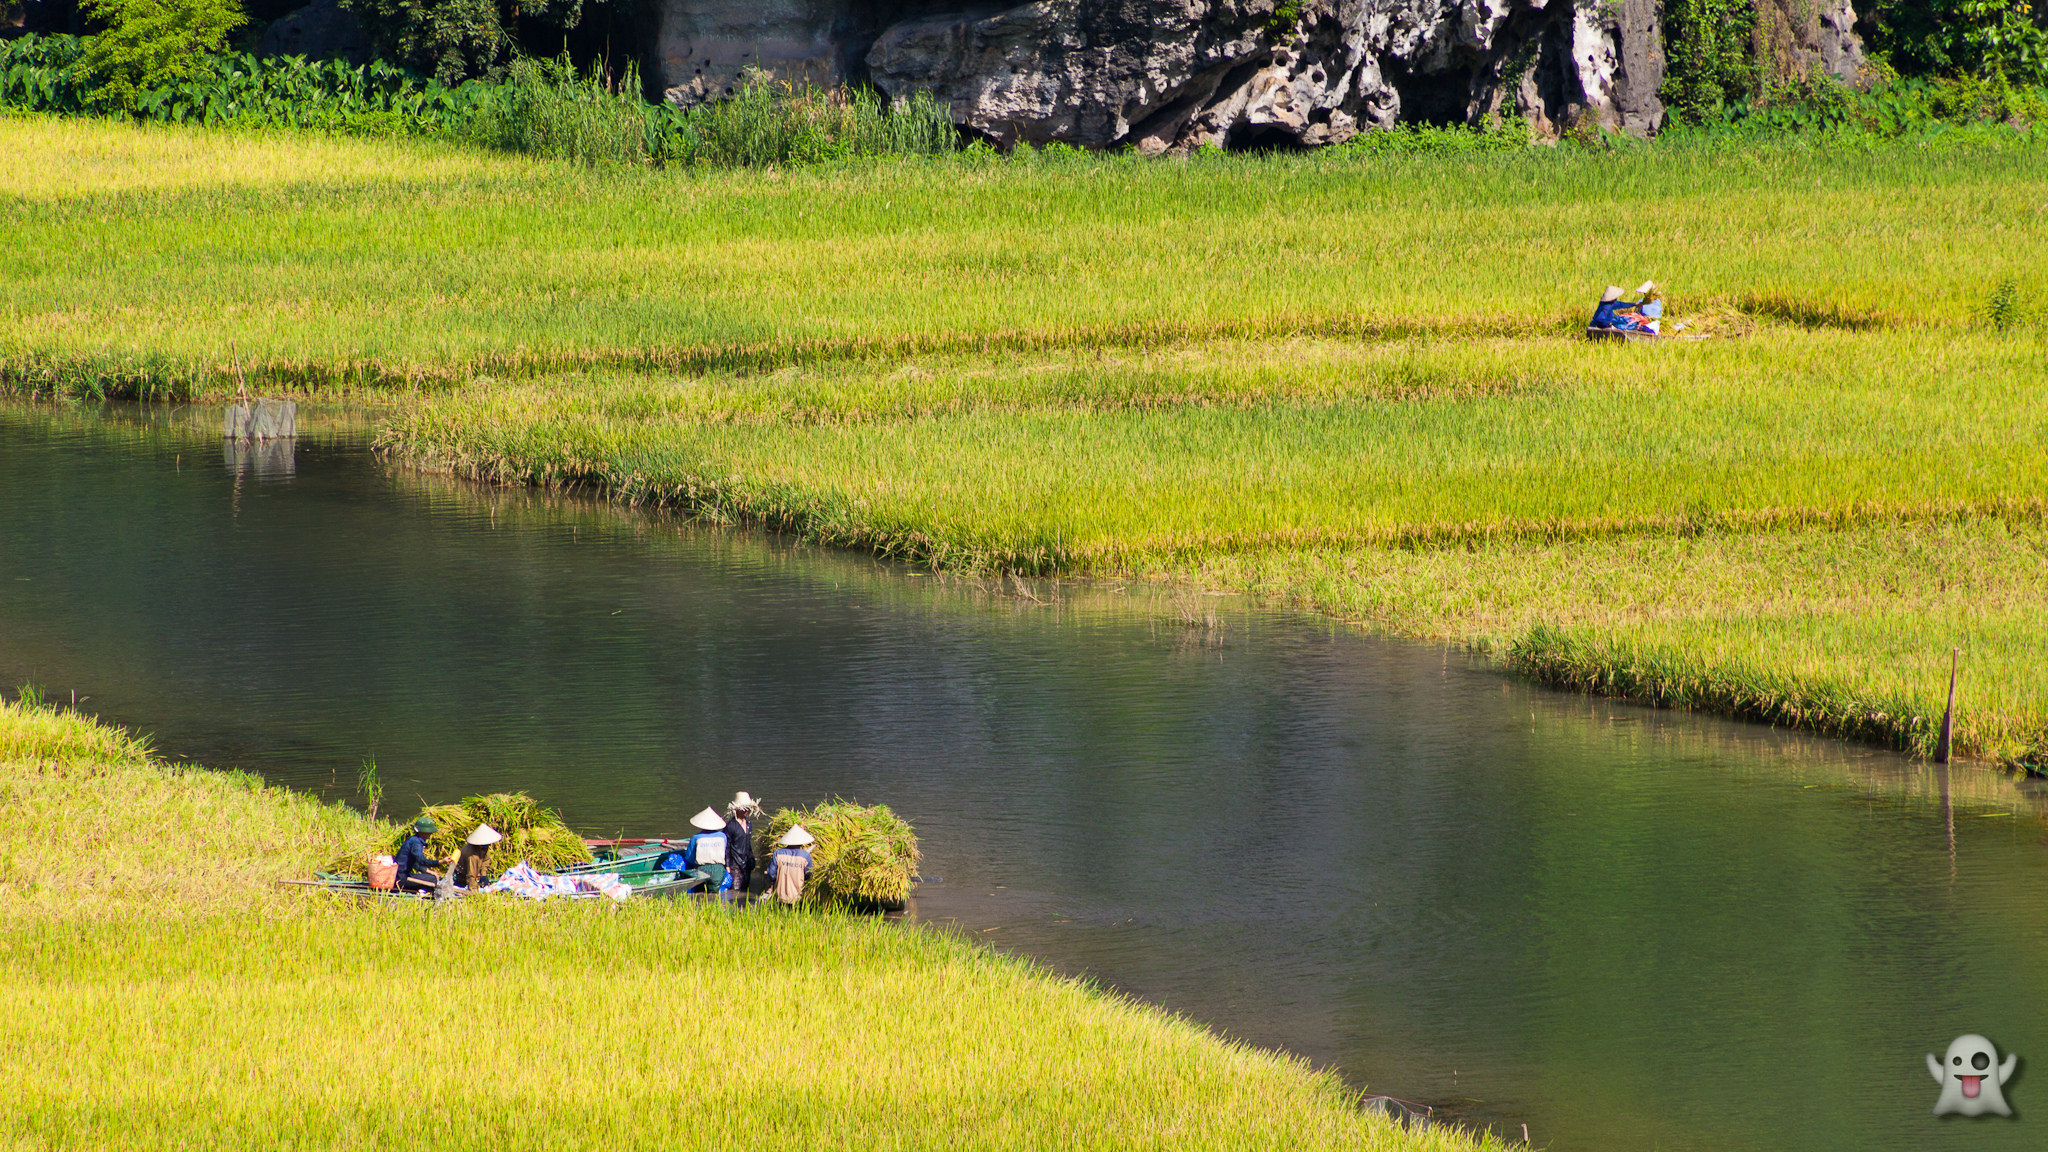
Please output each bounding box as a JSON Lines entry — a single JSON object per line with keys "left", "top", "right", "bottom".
{"left": 1935, "top": 648, "right": 1958, "bottom": 763}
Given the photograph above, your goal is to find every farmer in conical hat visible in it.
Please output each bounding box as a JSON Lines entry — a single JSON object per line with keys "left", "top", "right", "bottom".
{"left": 1590, "top": 280, "right": 1662, "bottom": 335}
{"left": 683, "top": 806, "right": 730, "bottom": 895}
{"left": 767, "top": 824, "right": 815, "bottom": 906}
{"left": 393, "top": 816, "right": 446, "bottom": 894}
{"left": 451, "top": 823, "right": 503, "bottom": 892}
{"left": 724, "top": 792, "right": 764, "bottom": 898}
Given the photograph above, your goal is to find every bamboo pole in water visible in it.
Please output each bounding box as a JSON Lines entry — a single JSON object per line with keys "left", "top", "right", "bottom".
{"left": 1936, "top": 648, "right": 1959, "bottom": 763}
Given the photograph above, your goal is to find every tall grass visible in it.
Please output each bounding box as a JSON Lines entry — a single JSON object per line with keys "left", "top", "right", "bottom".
{"left": 463, "top": 57, "right": 649, "bottom": 166}
{"left": 650, "top": 75, "right": 959, "bottom": 167}
{"left": 5, "top": 118, "right": 2044, "bottom": 393}
{"left": 0, "top": 699, "right": 1483, "bottom": 1151}
{"left": 385, "top": 330, "right": 2048, "bottom": 564}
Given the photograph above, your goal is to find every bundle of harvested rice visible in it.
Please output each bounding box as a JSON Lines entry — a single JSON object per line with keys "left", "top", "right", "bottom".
{"left": 755, "top": 799, "right": 919, "bottom": 909}
{"left": 327, "top": 792, "right": 591, "bottom": 880}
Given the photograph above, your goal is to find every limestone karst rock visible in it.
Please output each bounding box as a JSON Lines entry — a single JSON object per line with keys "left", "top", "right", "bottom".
{"left": 646, "top": 0, "right": 1863, "bottom": 149}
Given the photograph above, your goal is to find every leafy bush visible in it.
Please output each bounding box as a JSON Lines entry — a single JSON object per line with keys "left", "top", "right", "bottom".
{"left": 78, "top": 0, "right": 245, "bottom": 112}
{"left": 1661, "top": 72, "right": 2048, "bottom": 138}
{"left": 1, "top": 34, "right": 494, "bottom": 130}
{"left": 340, "top": 0, "right": 585, "bottom": 86}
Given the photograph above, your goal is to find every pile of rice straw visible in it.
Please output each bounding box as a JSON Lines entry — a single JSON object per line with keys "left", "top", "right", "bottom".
{"left": 329, "top": 792, "right": 592, "bottom": 880}
{"left": 755, "top": 799, "right": 920, "bottom": 909}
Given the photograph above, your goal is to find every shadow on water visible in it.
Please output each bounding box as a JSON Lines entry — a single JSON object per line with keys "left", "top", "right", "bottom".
{"left": 4, "top": 402, "right": 2047, "bottom": 1151}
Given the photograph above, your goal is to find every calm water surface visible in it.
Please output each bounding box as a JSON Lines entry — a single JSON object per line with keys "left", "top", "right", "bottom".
{"left": 4, "top": 405, "right": 2047, "bottom": 1151}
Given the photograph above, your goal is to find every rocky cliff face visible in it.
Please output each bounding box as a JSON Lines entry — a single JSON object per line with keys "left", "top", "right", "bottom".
{"left": 650, "top": 0, "right": 1671, "bottom": 148}
{"left": 650, "top": 0, "right": 1860, "bottom": 150}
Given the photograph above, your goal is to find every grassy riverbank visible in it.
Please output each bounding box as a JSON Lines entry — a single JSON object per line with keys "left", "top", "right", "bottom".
{"left": 4, "top": 117, "right": 2046, "bottom": 766}
{"left": 0, "top": 697, "right": 1478, "bottom": 1149}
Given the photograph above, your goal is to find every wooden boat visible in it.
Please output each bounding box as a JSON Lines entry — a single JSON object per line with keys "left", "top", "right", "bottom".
{"left": 288, "top": 837, "right": 715, "bottom": 900}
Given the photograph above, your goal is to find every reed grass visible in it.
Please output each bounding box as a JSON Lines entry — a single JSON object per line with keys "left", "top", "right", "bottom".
{"left": 0, "top": 698, "right": 1484, "bottom": 1150}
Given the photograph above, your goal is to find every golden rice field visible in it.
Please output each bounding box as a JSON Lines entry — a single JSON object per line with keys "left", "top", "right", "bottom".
{"left": 0, "top": 698, "right": 1481, "bottom": 1151}
{"left": 3, "top": 116, "right": 2046, "bottom": 764}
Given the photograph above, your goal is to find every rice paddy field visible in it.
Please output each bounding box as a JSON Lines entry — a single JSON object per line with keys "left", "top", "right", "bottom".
{"left": 4, "top": 115, "right": 2047, "bottom": 765}
{"left": 0, "top": 697, "right": 1479, "bottom": 1150}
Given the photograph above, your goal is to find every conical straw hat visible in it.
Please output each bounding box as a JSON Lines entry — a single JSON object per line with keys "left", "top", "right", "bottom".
{"left": 778, "top": 824, "right": 815, "bottom": 847}
{"left": 1600, "top": 285, "right": 1624, "bottom": 303}
{"left": 729, "top": 791, "right": 761, "bottom": 812}
{"left": 689, "top": 807, "right": 725, "bottom": 831}
{"left": 466, "top": 823, "right": 503, "bottom": 846}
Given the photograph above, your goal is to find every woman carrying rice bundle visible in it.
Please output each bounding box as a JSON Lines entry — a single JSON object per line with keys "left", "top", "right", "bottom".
{"left": 767, "top": 825, "right": 814, "bottom": 906}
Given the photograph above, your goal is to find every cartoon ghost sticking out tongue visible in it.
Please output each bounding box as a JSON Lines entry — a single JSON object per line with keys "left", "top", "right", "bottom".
{"left": 1928, "top": 1035, "right": 2017, "bottom": 1117}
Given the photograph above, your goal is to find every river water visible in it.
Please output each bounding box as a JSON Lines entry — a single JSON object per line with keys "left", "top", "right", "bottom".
{"left": 4, "top": 404, "right": 2046, "bottom": 1150}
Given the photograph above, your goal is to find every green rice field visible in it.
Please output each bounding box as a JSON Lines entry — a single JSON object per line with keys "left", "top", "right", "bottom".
{"left": 0, "top": 697, "right": 1479, "bottom": 1151}
{"left": 4, "top": 116, "right": 2046, "bottom": 765}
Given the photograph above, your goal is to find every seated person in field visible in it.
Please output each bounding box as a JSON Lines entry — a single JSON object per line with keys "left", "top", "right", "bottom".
{"left": 683, "top": 806, "right": 730, "bottom": 894}
{"left": 767, "top": 825, "right": 815, "bottom": 906}
{"left": 393, "top": 817, "right": 447, "bottom": 894}
{"left": 451, "top": 824, "right": 502, "bottom": 892}
{"left": 1590, "top": 281, "right": 1663, "bottom": 334}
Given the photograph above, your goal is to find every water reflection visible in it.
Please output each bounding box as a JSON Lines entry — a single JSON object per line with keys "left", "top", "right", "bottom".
{"left": 223, "top": 436, "right": 296, "bottom": 479}
{"left": 3, "top": 403, "right": 2046, "bottom": 1152}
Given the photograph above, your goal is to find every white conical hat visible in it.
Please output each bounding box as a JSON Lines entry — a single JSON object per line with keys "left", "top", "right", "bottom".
{"left": 1600, "top": 285, "right": 1624, "bottom": 303}
{"left": 466, "top": 823, "right": 503, "bottom": 846}
{"left": 729, "top": 791, "right": 761, "bottom": 812}
{"left": 1633, "top": 280, "right": 1657, "bottom": 298}
{"left": 778, "top": 824, "right": 815, "bottom": 847}
{"left": 689, "top": 806, "right": 725, "bottom": 831}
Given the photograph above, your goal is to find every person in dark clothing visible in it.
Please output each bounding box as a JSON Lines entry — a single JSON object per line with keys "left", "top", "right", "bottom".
{"left": 724, "top": 791, "right": 763, "bottom": 897}
{"left": 393, "top": 816, "right": 446, "bottom": 894}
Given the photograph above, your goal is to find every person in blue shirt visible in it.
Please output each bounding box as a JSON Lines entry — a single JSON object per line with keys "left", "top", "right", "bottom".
{"left": 682, "top": 806, "right": 729, "bottom": 895}
{"left": 1590, "top": 281, "right": 1662, "bottom": 335}
{"left": 393, "top": 816, "right": 446, "bottom": 894}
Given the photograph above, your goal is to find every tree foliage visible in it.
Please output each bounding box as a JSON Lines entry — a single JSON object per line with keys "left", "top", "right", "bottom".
{"left": 338, "top": 0, "right": 585, "bottom": 86}
{"left": 79, "top": 0, "right": 245, "bottom": 111}
{"left": 1661, "top": 0, "right": 1759, "bottom": 122}
{"left": 1861, "top": 0, "right": 2048, "bottom": 82}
